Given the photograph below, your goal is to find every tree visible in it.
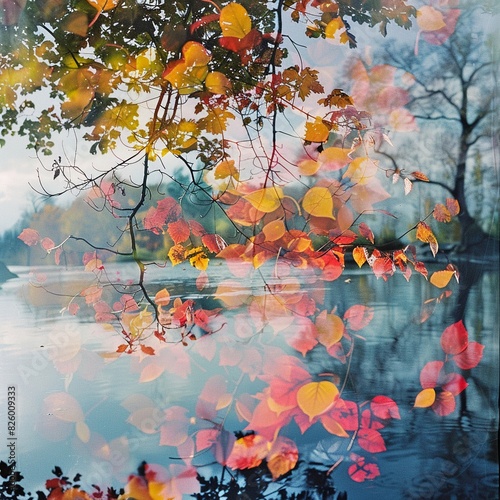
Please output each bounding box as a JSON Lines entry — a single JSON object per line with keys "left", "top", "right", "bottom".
{"left": 2, "top": 0, "right": 482, "bottom": 491}
{"left": 365, "top": 3, "right": 499, "bottom": 251}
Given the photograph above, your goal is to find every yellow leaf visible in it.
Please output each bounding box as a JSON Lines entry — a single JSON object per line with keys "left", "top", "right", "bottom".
{"left": 324, "top": 17, "right": 347, "bottom": 44}
{"left": 168, "top": 244, "right": 186, "bottom": 266}
{"left": 304, "top": 117, "right": 330, "bottom": 143}
{"left": 76, "top": 420, "right": 90, "bottom": 443}
{"left": 343, "top": 157, "right": 378, "bottom": 185}
{"left": 430, "top": 270, "right": 454, "bottom": 288}
{"left": 352, "top": 246, "right": 367, "bottom": 268}
{"left": 214, "top": 160, "right": 239, "bottom": 180}
{"left": 262, "top": 219, "right": 286, "bottom": 242}
{"left": 244, "top": 187, "right": 284, "bottom": 213}
{"left": 414, "top": 388, "right": 436, "bottom": 408}
{"left": 297, "top": 381, "right": 339, "bottom": 420}
{"left": 302, "top": 186, "right": 335, "bottom": 219}
{"left": 316, "top": 311, "right": 344, "bottom": 348}
{"left": 417, "top": 6, "right": 446, "bottom": 31}
{"left": 220, "top": 3, "right": 252, "bottom": 38}
{"left": 298, "top": 158, "right": 321, "bottom": 176}
{"left": 318, "top": 147, "right": 352, "bottom": 171}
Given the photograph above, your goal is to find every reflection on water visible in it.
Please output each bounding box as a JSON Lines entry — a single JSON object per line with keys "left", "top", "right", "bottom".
{"left": 0, "top": 261, "right": 498, "bottom": 498}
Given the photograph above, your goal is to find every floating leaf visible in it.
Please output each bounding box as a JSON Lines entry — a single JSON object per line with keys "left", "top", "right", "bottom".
{"left": 419, "top": 360, "right": 444, "bottom": 389}
{"left": 343, "top": 305, "right": 374, "bottom": 331}
{"left": 431, "top": 390, "right": 456, "bottom": 416}
{"left": 43, "top": 392, "right": 84, "bottom": 422}
{"left": 266, "top": 437, "right": 299, "bottom": 480}
{"left": 370, "top": 396, "right": 400, "bottom": 420}
{"left": 316, "top": 310, "right": 344, "bottom": 347}
{"left": 414, "top": 388, "right": 436, "bottom": 408}
{"left": 297, "top": 380, "right": 339, "bottom": 420}
{"left": 452, "top": 341, "right": 484, "bottom": 370}
{"left": 302, "top": 186, "right": 335, "bottom": 219}
{"left": 442, "top": 373, "right": 468, "bottom": 396}
{"left": 440, "top": 320, "right": 468, "bottom": 355}
{"left": 357, "top": 428, "right": 386, "bottom": 453}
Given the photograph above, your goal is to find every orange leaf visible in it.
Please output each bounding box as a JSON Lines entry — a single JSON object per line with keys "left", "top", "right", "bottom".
{"left": 86, "top": 0, "right": 119, "bottom": 12}
{"left": 352, "top": 246, "right": 367, "bottom": 268}
{"left": 416, "top": 221, "right": 438, "bottom": 257}
{"left": 320, "top": 414, "right": 349, "bottom": 437}
{"left": 433, "top": 203, "right": 451, "bottom": 223}
{"left": 168, "top": 219, "right": 191, "bottom": 244}
{"left": 343, "top": 304, "right": 374, "bottom": 331}
{"left": 262, "top": 219, "right": 286, "bottom": 241}
{"left": 154, "top": 288, "right": 171, "bottom": 306}
{"left": 266, "top": 437, "right": 299, "bottom": 480}
{"left": 414, "top": 388, "right": 436, "bottom": 408}
{"left": 411, "top": 171, "right": 429, "bottom": 182}
{"left": 297, "top": 380, "right": 339, "bottom": 420}
{"left": 316, "top": 310, "right": 344, "bottom": 347}
{"left": 430, "top": 270, "right": 454, "bottom": 288}
{"left": 417, "top": 6, "right": 446, "bottom": 32}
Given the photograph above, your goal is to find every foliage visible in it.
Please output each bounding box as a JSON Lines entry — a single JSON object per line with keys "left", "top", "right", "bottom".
{"left": 0, "top": 0, "right": 488, "bottom": 494}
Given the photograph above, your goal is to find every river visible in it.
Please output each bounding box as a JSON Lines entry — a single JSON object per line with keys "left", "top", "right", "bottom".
{"left": 0, "top": 260, "right": 498, "bottom": 499}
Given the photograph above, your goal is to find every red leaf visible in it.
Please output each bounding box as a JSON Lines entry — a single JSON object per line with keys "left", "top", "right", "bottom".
{"left": 143, "top": 197, "right": 182, "bottom": 234}
{"left": 328, "top": 399, "right": 359, "bottom": 431}
{"left": 446, "top": 198, "right": 460, "bottom": 217}
{"left": 190, "top": 12, "right": 220, "bottom": 33}
{"left": 370, "top": 395, "right": 401, "bottom": 420}
{"left": 357, "top": 428, "right": 386, "bottom": 453}
{"left": 202, "top": 233, "right": 227, "bottom": 253}
{"left": 168, "top": 219, "right": 191, "bottom": 244}
{"left": 361, "top": 409, "right": 384, "bottom": 430}
{"left": 41, "top": 237, "right": 55, "bottom": 252}
{"left": 452, "top": 341, "right": 484, "bottom": 370}
{"left": 431, "top": 390, "right": 456, "bottom": 416}
{"left": 358, "top": 222, "right": 374, "bottom": 243}
{"left": 371, "top": 257, "right": 394, "bottom": 280}
{"left": 348, "top": 456, "right": 381, "bottom": 482}
{"left": 343, "top": 305, "right": 374, "bottom": 331}
{"left": 442, "top": 373, "right": 468, "bottom": 396}
{"left": 419, "top": 360, "right": 444, "bottom": 388}
{"left": 18, "top": 228, "right": 40, "bottom": 246}
{"left": 414, "top": 261, "right": 428, "bottom": 279}
{"left": 440, "top": 320, "right": 468, "bottom": 355}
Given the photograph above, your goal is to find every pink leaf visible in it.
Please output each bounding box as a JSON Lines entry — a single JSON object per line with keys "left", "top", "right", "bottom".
{"left": 370, "top": 395, "right": 401, "bottom": 419}
{"left": 419, "top": 360, "right": 444, "bottom": 388}
{"left": 440, "top": 320, "right": 468, "bottom": 355}
{"left": 18, "top": 228, "right": 40, "bottom": 246}
{"left": 452, "top": 341, "right": 484, "bottom": 370}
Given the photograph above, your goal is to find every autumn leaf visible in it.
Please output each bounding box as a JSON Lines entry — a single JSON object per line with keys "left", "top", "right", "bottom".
{"left": 343, "top": 157, "right": 378, "bottom": 185}
{"left": 414, "top": 388, "right": 436, "bottom": 408}
{"left": 154, "top": 288, "right": 171, "bottom": 307}
{"left": 316, "top": 310, "right": 344, "bottom": 347}
{"left": 417, "top": 6, "right": 446, "bottom": 32}
{"left": 18, "top": 228, "right": 40, "bottom": 246}
{"left": 446, "top": 198, "right": 460, "bottom": 217}
{"left": 348, "top": 454, "right": 381, "bottom": 482}
{"left": 416, "top": 221, "right": 438, "bottom": 257}
{"left": 302, "top": 186, "right": 335, "bottom": 219}
{"left": 370, "top": 396, "right": 400, "bottom": 420}
{"left": 357, "top": 428, "right": 386, "bottom": 453}
{"left": 343, "top": 304, "right": 374, "bottom": 331}
{"left": 297, "top": 380, "right": 339, "bottom": 420}
{"left": 419, "top": 360, "right": 444, "bottom": 389}
{"left": 266, "top": 437, "right": 299, "bottom": 480}
{"left": 431, "top": 390, "right": 456, "bottom": 416}
{"left": 244, "top": 187, "right": 284, "bottom": 213}
{"left": 430, "top": 270, "right": 455, "bottom": 288}
{"left": 226, "top": 434, "right": 269, "bottom": 470}
{"left": 433, "top": 203, "right": 451, "bottom": 223}
{"left": 452, "top": 341, "right": 484, "bottom": 370}
{"left": 43, "top": 392, "right": 84, "bottom": 422}
{"left": 358, "top": 222, "right": 374, "bottom": 243}
{"left": 304, "top": 117, "right": 330, "bottom": 143}
{"left": 219, "top": 3, "right": 252, "bottom": 38}
{"left": 168, "top": 219, "right": 191, "bottom": 244}
{"left": 352, "top": 246, "right": 367, "bottom": 268}
{"left": 440, "top": 320, "right": 468, "bottom": 355}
